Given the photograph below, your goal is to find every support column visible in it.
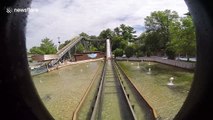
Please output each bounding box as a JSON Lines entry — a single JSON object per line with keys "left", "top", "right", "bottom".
{"left": 68, "top": 50, "right": 71, "bottom": 60}
{"left": 106, "top": 39, "right": 112, "bottom": 60}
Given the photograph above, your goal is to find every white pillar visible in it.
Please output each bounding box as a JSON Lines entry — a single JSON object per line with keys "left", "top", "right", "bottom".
{"left": 106, "top": 39, "right": 112, "bottom": 60}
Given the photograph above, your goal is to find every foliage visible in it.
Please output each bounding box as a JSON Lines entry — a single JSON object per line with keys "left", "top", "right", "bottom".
{"left": 98, "top": 28, "right": 114, "bottom": 39}
{"left": 115, "top": 24, "right": 137, "bottom": 42}
{"left": 98, "top": 24, "right": 137, "bottom": 56}
{"left": 90, "top": 46, "right": 98, "bottom": 51}
{"left": 79, "top": 32, "right": 90, "bottom": 38}
{"left": 58, "top": 40, "right": 71, "bottom": 50}
{"left": 79, "top": 33, "right": 105, "bottom": 52}
{"left": 141, "top": 10, "right": 196, "bottom": 59}
{"left": 76, "top": 43, "right": 85, "bottom": 53}
{"left": 165, "top": 45, "right": 176, "bottom": 59}
{"left": 30, "top": 38, "right": 57, "bottom": 54}
{"left": 30, "top": 46, "right": 45, "bottom": 54}
{"left": 113, "top": 48, "right": 123, "bottom": 58}
{"left": 125, "top": 45, "right": 135, "bottom": 58}
{"left": 143, "top": 10, "right": 179, "bottom": 55}
{"left": 111, "top": 36, "right": 127, "bottom": 51}
{"left": 178, "top": 16, "right": 196, "bottom": 59}
{"left": 29, "top": 10, "right": 196, "bottom": 61}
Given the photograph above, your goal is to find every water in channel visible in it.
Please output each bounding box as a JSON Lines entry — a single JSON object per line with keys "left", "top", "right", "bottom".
{"left": 32, "top": 60, "right": 193, "bottom": 120}
{"left": 99, "top": 61, "right": 134, "bottom": 120}
{"left": 32, "top": 61, "right": 103, "bottom": 120}
{"left": 118, "top": 61, "right": 194, "bottom": 120}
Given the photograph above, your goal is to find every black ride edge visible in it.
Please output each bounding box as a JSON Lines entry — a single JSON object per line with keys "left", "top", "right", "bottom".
{"left": 1, "top": 0, "right": 213, "bottom": 120}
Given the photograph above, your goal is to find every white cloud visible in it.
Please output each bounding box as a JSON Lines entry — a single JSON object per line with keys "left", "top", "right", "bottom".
{"left": 26, "top": 0, "right": 188, "bottom": 49}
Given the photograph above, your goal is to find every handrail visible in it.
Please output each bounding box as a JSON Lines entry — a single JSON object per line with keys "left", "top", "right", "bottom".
{"left": 57, "top": 37, "right": 82, "bottom": 57}
{"left": 53, "top": 36, "right": 104, "bottom": 66}
{"left": 52, "top": 36, "right": 83, "bottom": 65}
{"left": 57, "top": 36, "right": 79, "bottom": 55}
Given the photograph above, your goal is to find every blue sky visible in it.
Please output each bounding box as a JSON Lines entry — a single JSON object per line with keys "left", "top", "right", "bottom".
{"left": 26, "top": 0, "right": 188, "bottom": 50}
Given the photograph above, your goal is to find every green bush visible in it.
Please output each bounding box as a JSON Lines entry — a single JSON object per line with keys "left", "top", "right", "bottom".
{"left": 113, "top": 48, "right": 123, "bottom": 58}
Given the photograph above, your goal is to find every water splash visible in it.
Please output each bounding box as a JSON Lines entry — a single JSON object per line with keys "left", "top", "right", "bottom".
{"left": 167, "top": 77, "right": 174, "bottom": 86}
{"left": 137, "top": 62, "right": 140, "bottom": 69}
{"left": 147, "top": 68, "right": 151, "bottom": 74}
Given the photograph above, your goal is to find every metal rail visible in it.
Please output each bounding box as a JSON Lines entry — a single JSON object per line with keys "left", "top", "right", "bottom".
{"left": 90, "top": 60, "right": 135, "bottom": 120}
{"left": 52, "top": 36, "right": 104, "bottom": 65}
{"left": 52, "top": 36, "right": 83, "bottom": 65}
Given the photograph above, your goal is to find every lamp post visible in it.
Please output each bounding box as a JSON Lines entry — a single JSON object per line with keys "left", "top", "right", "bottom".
{"left": 58, "top": 37, "right": 60, "bottom": 51}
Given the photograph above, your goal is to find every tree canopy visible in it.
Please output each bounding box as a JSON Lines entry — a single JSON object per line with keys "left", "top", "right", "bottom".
{"left": 29, "top": 9, "right": 196, "bottom": 61}
{"left": 58, "top": 40, "right": 71, "bottom": 50}
{"left": 30, "top": 38, "right": 57, "bottom": 54}
{"left": 139, "top": 9, "right": 196, "bottom": 60}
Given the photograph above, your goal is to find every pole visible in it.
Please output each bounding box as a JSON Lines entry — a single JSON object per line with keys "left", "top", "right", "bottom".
{"left": 58, "top": 37, "right": 60, "bottom": 51}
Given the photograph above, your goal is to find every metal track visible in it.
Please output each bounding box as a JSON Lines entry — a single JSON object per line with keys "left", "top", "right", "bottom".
{"left": 90, "top": 60, "right": 135, "bottom": 120}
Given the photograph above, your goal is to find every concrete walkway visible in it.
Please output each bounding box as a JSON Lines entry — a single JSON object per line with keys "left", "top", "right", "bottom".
{"left": 116, "top": 56, "right": 195, "bottom": 70}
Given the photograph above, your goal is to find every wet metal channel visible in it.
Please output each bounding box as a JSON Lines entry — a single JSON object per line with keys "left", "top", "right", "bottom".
{"left": 98, "top": 60, "right": 134, "bottom": 120}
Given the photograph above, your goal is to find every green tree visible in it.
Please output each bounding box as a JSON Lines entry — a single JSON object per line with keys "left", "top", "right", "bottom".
{"left": 89, "top": 35, "right": 105, "bottom": 52}
{"left": 39, "top": 38, "right": 57, "bottom": 54}
{"left": 98, "top": 28, "right": 114, "bottom": 39}
{"left": 90, "top": 35, "right": 98, "bottom": 39}
{"left": 178, "top": 16, "right": 196, "bottom": 61}
{"left": 97, "top": 45, "right": 105, "bottom": 52}
{"left": 144, "top": 10, "right": 179, "bottom": 55}
{"left": 58, "top": 40, "right": 71, "bottom": 50}
{"left": 76, "top": 43, "right": 85, "bottom": 53}
{"left": 97, "top": 24, "right": 137, "bottom": 55}
{"left": 30, "top": 46, "right": 45, "bottom": 54}
{"left": 111, "top": 36, "right": 127, "bottom": 51}
{"left": 144, "top": 32, "right": 160, "bottom": 53}
{"left": 165, "top": 15, "right": 196, "bottom": 60}
{"left": 119, "top": 24, "right": 137, "bottom": 42}
{"left": 114, "top": 27, "right": 121, "bottom": 36}
{"left": 29, "top": 38, "right": 57, "bottom": 54}
{"left": 113, "top": 48, "right": 123, "bottom": 58}
{"left": 90, "top": 46, "right": 98, "bottom": 51}
{"left": 165, "top": 45, "right": 176, "bottom": 59}
{"left": 79, "top": 32, "right": 90, "bottom": 38}
{"left": 125, "top": 45, "right": 134, "bottom": 58}
{"left": 113, "top": 24, "right": 137, "bottom": 42}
